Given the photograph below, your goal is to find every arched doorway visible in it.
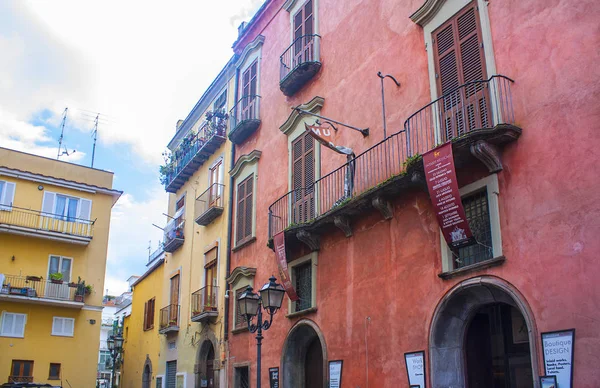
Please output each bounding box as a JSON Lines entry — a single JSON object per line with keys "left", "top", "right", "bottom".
{"left": 196, "top": 338, "right": 219, "bottom": 388}
{"left": 429, "top": 276, "right": 539, "bottom": 388}
{"left": 281, "top": 319, "right": 327, "bottom": 388}
{"left": 142, "top": 357, "right": 152, "bottom": 388}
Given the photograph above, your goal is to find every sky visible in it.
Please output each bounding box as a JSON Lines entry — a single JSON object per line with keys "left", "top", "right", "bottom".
{"left": 0, "top": 0, "right": 263, "bottom": 295}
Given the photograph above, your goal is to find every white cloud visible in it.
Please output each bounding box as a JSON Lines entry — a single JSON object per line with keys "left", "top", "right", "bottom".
{"left": 103, "top": 274, "right": 130, "bottom": 297}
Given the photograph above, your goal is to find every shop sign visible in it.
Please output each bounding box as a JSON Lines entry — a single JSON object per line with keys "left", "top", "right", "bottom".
{"left": 273, "top": 232, "right": 299, "bottom": 301}
{"left": 404, "top": 351, "right": 426, "bottom": 388}
{"left": 328, "top": 360, "right": 343, "bottom": 388}
{"left": 542, "top": 329, "right": 575, "bottom": 388}
{"left": 269, "top": 367, "right": 279, "bottom": 388}
{"left": 423, "top": 143, "right": 473, "bottom": 248}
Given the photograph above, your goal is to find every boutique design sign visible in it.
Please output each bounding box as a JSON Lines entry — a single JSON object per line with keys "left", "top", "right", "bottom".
{"left": 423, "top": 143, "right": 473, "bottom": 248}
{"left": 542, "top": 329, "right": 575, "bottom": 388}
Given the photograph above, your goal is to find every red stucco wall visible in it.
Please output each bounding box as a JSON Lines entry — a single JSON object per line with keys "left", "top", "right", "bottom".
{"left": 228, "top": 0, "right": 600, "bottom": 387}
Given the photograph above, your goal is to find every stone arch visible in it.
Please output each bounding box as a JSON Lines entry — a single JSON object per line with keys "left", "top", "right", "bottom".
{"left": 195, "top": 330, "right": 220, "bottom": 388}
{"left": 429, "top": 276, "right": 540, "bottom": 388}
{"left": 142, "top": 355, "right": 152, "bottom": 388}
{"left": 281, "top": 319, "right": 328, "bottom": 388}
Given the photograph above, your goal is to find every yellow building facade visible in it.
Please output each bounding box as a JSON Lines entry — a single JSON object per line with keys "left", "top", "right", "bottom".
{"left": 121, "top": 252, "right": 164, "bottom": 388}
{"left": 0, "top": 147, "right": 121, "bottom": 386}
{"left": 155, "top": 59, "right": 236, "bottom": 388}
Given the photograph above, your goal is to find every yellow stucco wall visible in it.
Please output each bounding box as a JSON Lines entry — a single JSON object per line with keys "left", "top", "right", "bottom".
{"left": 121, "top": 260, "right": 164, "bottom": 388}
{"left": 0, "top": 148, "right": 119, "bottom": 386}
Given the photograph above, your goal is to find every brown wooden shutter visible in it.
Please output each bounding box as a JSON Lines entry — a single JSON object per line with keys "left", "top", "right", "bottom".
{"left": 292, "top": 133, "right": 315, "bottom": 223}
{"left": 235, "top": 288, "right": 247, "bottom": 328}
{"left": 236, "top": 180, "right": 246, "bottom": 244}
{"left": 143, "top": 301, "right": 148, "bottom": 330}
{"left": 293, "top": 0, "right": 314, "bottom": 63}
{"left": 149, "top": 298, "right": 155, "bottom": 328}
{"left": 236, "top": 175, "right": 254, "bottom": 244}
{"left": 244, "top": 175, "right": 254, "bottom": 240}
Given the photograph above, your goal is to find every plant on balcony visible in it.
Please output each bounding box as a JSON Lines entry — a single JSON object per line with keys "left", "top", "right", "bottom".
{"left": 206, "top": 109, "right": 228, "bottom": 136}
{"left": 49, "top": 272, "right": 63, "bottom": 284}
{"left": 26, "top": 275, "right": 42, "bottom": 282}
{"left": 169, "top": 320, "right": 177, "bottom": 326}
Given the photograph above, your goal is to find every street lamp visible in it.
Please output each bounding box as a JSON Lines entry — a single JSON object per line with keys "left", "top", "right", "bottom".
{"left": 107, "top": 334, "right": 123, "bottom": 388}
{"left": 239, "top": 276, "right": 285, "bottom": 388}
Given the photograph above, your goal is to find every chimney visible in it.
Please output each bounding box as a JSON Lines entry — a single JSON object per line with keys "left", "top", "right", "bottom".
{"left": 176, "top": 120, "right": 184, "bottom": 130}
{"left": 238, "top": 22, "right": 247, "bottom": 38}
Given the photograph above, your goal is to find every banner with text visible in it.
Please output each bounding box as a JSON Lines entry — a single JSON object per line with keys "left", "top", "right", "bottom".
{"left": 273, "top": 232, "right": 300, "bottom": 301}
{"left": 423, "top": 143, "right": 473, "bottom": 249}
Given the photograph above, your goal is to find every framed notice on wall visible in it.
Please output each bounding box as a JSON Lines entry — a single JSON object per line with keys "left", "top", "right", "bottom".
{"left": 328, "top": 360, "right": 343, "bottom": 388}
{"left": 404, "top": 351, "right": 426, "bottom": 388}
{"left": 541, "top": 329, "right": 575, "bottom": 388}
{"left": 269, "top": 367, "right": 279, "bottom": 388}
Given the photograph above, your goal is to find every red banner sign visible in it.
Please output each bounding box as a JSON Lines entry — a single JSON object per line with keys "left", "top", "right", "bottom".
{"left": 305, "top": 122, "right": 348, "bottom": 155}
{"left": 273, "top": 232, "right": 299, "bottom": 301}
{"left": 423, "top": 143, "right": 474, "bottom": 249}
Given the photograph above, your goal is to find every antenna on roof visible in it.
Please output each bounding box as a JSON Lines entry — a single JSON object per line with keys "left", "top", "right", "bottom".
{"left": 91, "top": 114, "right": 99, "bottom": 168}
{"left": 57, "top": 108, "right": 68, "bottom": 159}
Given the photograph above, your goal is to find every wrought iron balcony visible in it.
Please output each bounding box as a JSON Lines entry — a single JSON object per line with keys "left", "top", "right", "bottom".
{"left": 159, "top": 304, "right": 180, "bottom": 334}
{"left": 228, "top": 95, "right": 261, "bottom": 145}
{"left": 190, "top": 285, "right": 218, "bottom": 323}
{"left": 8, "top": 376, "right": 34, "bottom": 383}
{"left": 195, "top": 183, "right": 225, "bottom": 226}
{"left": 280, "top": 34, "right": 321, "bottom": 96}
{"left": 163, "top": 218, "right": 184, "bottom": 253}
{"left": 268, "top": 75, "right": 520, "bottom": 248}
{"left": 163, "top": 117, "right": 227, "bottom": 193}
{"left": 0, "top": 274, "right": 85, "bottom": 308}
{"left": 0, "top": 206, "right": 93, "bottom": 244}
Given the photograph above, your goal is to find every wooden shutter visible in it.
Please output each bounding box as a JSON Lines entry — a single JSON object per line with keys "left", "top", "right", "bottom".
{"left": 433, "top": 2, "right": 488, "bottom": 139}
{"left": 293, "top": 0, "right": 314, "bottom": 63}
{"left": 236, "top": 175, "right": 254, "bottom": 244}
{"left": 244, "top": 176, "right": 253, "bottom": 240}
{"left": 236, "top": 180, "right": 246, "bottom": 244}
{"left": 235, "top": 288, "right": 246, "bottom": 328}
{"left": 292, "top": 133, "right": 315, "bottom": 223}
{"left": 143, "top": 301, "right": 148, "bottom": 330}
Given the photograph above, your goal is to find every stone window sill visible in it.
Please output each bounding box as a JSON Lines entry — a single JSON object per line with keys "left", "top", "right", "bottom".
{"left": 286, "top": 306, "right": 317, "bottom": 319}
{"left": 438, "top": 256, "right": 506, "bottom": 280}
{"left": 231, "top": 326, "right": 249, "bottom": 335}
{"left": 232, "top": 237, "right": 257, "bottom": 252}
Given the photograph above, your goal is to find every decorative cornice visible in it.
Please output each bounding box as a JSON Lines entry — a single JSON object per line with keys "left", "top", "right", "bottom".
{"left": 283, "top": 0, "right": 298, "bottom": 11}
{"left": 280, "top": 96, "right": 325, "bottom": 136}
{"left": 230, "top": 150, "right": 262, "bottom": 178}
{"left": 234, "top": 35, "right": 265, "bottom": 69}
{"left": 409, "top": 0, "right": 446, "bottom": 26}
{"left": 226, "top": 266, "right": 257, "bottom": 285}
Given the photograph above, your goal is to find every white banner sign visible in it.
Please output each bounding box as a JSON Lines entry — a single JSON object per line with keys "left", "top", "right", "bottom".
{"left": 328, "top": 360, "right": 343, "bottom": 388}
{"left": 404, "top": 351, "right": 426, "bottom": 388}
{"left": 542, "top": 329, "right": 575, "bottom": 388}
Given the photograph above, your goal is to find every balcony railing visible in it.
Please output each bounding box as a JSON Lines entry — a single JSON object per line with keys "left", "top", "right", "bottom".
{"left": 0, "top": 206, "right": 94, "bottom": 242}
{"left": 269, "top": 75, "right": 518, "bottom": 240}
{"left": 8, "top": 376, "right": 34, "bottom": 383}
{"left": 1, "top": 274, "right": 84, "bottom": 305}
{"left": 159, "top": 304, "right": 180, "bottom": 333}
{"left": 195, "top": 183, "right": 225, "bottom": 226}
{"left": 163, "top": 217, "right": 184, "bottom": 253}
{"left": 190, "top": 285, "right": 219, "bottom": 322}
{"left": 228, "top": 95, "right": 261, "bottom": 144}
{"left": 280, "top": 34, "right": 321, "bottom": 96}
{"left": 164, "top": 117, "right": 227, "bottom": 193}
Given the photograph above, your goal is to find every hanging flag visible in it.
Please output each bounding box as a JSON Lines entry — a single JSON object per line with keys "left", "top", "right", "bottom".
{"left": 305, "top": 122, "right": 352, "bottom": 155}
{"left": 273, "top": 232, "right": 299, "bottom": 301}
{"left": 423, "top": 143, "right": 474, "bottom": 249}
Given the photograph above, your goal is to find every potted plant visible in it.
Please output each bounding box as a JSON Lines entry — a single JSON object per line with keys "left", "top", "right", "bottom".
{"left": 26, "top": 275, "right": 42, "bottom": 282}
{"left": 49, "top": 272, "right": 63, "bottom": 284}
{"left": 85, "top": 284, "right": 93, "bottom": 295}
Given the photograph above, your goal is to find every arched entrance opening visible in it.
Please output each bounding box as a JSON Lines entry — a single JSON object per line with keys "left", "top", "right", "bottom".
{"left": 142, "top": 357, "right": 152, "bottom": 388}
{"left": 281, "top": 320, "right": 327, "bottom": 388}
{"left": 196, "top": 339, "right": 216, "bottom": 388}
{"left": 429, "top": 277, "right": 539, "bottom": 388}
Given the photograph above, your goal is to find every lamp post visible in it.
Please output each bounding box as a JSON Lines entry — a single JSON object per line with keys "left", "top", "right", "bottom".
{"left": 107, "top": 334, "right": 123, "bottom": 388}
{"left": 239, "top": 276, "right": 286, "bottom": 388}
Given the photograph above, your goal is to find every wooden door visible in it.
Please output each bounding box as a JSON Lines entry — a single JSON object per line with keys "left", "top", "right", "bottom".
{"left": 209, "top": 160, "right": 223, "bottom": 207}
{"left": 206, "top": 343, "right": 215, "bottom": 388}
{"left": 169, "top": 275, "right": 180, "bottom": 323}
{"left": 433, "top": 2, "right": 490, "bottom": 141}
{"left": 292, "top": 132, "right": 316, "bottom": 223}
{"left": 304, "top": 338, "right": 323, "bottom": 388}
{"left": 241, "top": 61, "right": 258, "bottom": 121}
{"left": 293, "top": 0, "right": 314, "bottom": 66}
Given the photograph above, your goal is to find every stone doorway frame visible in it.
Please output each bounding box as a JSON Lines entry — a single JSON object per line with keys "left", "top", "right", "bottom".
{"left": 429, "top": 276, "right": 541, "bottom": 388}
{"left": 195, "top": 330, "right": 220, "bottom": 388}
{"left": 142, "top": 355, "right": 152, "bottom": 388}
{"left": 280, "top": 319, "right": 328, "bottom": 388}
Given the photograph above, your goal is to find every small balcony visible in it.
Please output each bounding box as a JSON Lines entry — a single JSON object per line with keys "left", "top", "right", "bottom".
{"left": 195, "top": 184, "right": 225, "bottom": 226}
{"left": 228, "top": 95, "right": 261, "bottom": 145}
{"left": 163, "top": 117, "right": 227, "bottom": 194}
{"left": 163, "top": 218, "right": 184, "bottom": 253}
{"left": 0, "top": 274, "right": 85, "bottom": 308}
{"left": 8, "top": 376, "right": 34, "bottom": 383}
{"left": 0, "top": 206, "right": 93, "bottom": 245}
{"left": 268, "top": 75, "right": 521, "bottom": 249}
{"left": 190, "top": 285, "right": 219, "bottom": 323}
{"left": 280, "top": 34, "right": 321, "bottom": 97}
{"left": 159, "top": 304, "right": 180, "bottom": 334}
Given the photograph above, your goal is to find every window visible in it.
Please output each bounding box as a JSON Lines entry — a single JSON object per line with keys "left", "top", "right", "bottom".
{"left": 241, "top": 61, "right": 258, "bottom": 121}
{"left": 99, "top": 350, "right": 111, "bottom": 369}
{"left": 213, "top": 90, "right": 227, "bottom": 112}
{"left": 0, "top": 180, "right": 16, "bottom": 211}
{"left": 144, "top": 298, "right": 155, "bottom": 330}
{"left": 288, "top": 252, "right": 317, "bottom": 314}
{"left": 9, "top": 360, "right": 33, "bottom": 382}
{"left": 176, "top": 373, "right": 186, "bottom": 388}
{"left": 41, "top": 191, "right": 92, "bottom": 221}
{"left": 292, "top": 0, "right": 314, "bottom": 66}
{"left": 48, "top": 363, "right": 61, "bottom": 380}
{"left": 234, "top": 287, "right": 247, "bottom": 330}
{"left": 1, "top": 312, "right": 26, "bottom": 338}
{"left": 205, "top": 247, "right": 218, "bottom": 288}
{"left": 48, "top": 255, "right": 72, "bottom": 282}
{"left": 156, "top": 376, "right": 164, "bottom": 388}
{"left": 440, "top": 174, "right": 502, "bottom": 273}
{"left": 234, "top": 366, "right": 250, "bottom": 388}
{"left": 236, "top": 174, "right": 254, "bottom": 245}
{"left": 292, "top": 132, "right": 316, "bottom": 223}
{"left": 209, "top": 159, "right": 224, "bottom": 206}
{"left": 51, "top": 317, "right": 75, "bottom": 337}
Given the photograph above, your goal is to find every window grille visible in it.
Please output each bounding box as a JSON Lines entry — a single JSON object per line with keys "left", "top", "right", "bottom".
{"left": 455, "top": 189, "right": 493, "bottom": 267}
{"left": 294, "top": 261, "right": 312, "bottom": 312}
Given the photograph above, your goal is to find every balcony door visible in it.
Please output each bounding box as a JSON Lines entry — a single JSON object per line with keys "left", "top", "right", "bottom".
{"left": 10, "top": 360, "right": 34, "bottom": 383}
{"left": 46, "top": 255, "right": 72, "bottom": 300}
{"left": 292, "top": 132, "right": 316, "bottom": 224}
{"left": 209, "top": 160, "right": 223, "bottom": 208}
{"left": 241, "top": 61, "right": 258, "bottom": 121}
{"left": 204, "top": 248, "right": 218, "bottom": 311}
{"left": 293, "top": 0, "right": 314, "bottom": 67}
{"left": 433, "top": 2, "right": 490, "bottom": 141}
{"left": 169, "top": 274, "right": 180, "bottom": 324}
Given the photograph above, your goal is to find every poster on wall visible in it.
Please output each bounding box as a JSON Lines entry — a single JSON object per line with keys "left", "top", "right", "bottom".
{"left": 273, "top": 232, "right": 299, "bottom": 301}
{"left": 404, "top": 351, "right": 426, "bottom": 388}
{"left": 328, "top": 360, "right": 343, "bottom": 388}
{"left": 542, "top": 329, "right": 575, "bottom": 388}
{"left": 269, "top": 367, "right": 279, "bottom": 388}
{"left": 423, "top": 143, "right": 473, "bottom": 249}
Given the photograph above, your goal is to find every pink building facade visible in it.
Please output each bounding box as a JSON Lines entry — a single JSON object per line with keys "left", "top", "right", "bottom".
{"left": 223, "top": 0, "right": 600, "bottom": 387}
